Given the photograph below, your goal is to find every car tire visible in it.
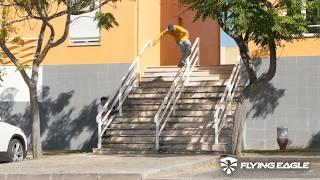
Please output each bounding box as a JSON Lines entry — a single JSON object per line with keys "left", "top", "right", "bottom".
{"left": 7, "top": 139, "right": 24, "bottom": 162}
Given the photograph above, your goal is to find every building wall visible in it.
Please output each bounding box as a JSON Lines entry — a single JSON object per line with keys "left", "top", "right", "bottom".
{"left": 250, "top": 37, "right": 320, "bottom": 58}
{"left": 137, "top": 0, "right": 161, "bottom": 75}
{"left": 242, "top": 56, "right": 320, "bottom": 150}
{"left": 5, "top": 0, "right": 137, "bottom": 65}
{"left": 1, "top": 63, "right": 130, "bottom": 150}
{"left": 160, "top": 0, "right": 220, "bottom": 66}
{"left": 221, "top": 46, "right": 240, "bottom": 65}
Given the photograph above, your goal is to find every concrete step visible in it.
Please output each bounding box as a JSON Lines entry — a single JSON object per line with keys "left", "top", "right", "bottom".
{"left": 109, "top": 122, "right": 215, "bottom": 129}
{"left": 141, "top": 75, "right": 230, "bottom": 82}
{"left": 103, "top": 135, "right": 230, "bottom": 144}
{"left": 139, "top": 80, "right": 229, "bottom": 87}
{"left": 127, "top": 92, "right": 241, "bottom": 99}
{"left": 120, "top": 110, "right": 237, "bottom": 117}
{"left": 124, "top": 98, "right": 239, "bottom": 105}
{"left": 122, "top": 103, "right": 237, "bottom": 111}
{"left": 146, "top": 65, "right": 234, "bottom": 72}
{"left": 114, "top": 117, "right": 213, "bottom": 123}
{"left": 104, "top": 128, "right": 233, "bottom": 136}
{"left": 131, "top": 86, "right": 242, "bottom": 94}
{"left": 93, "top": 148, "right": 222, "bottom": 154}
{"left": 101, "top": 142, "right": 229, "bottom": 152}
{"left": 143, "top": 71, "right": 232, "bottom": 77}
{"left": 114, "top": 116, "right": 234, "bottom": 124}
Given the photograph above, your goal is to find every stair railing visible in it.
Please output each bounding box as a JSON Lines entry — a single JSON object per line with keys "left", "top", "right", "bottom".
{"left": 96, "top": 40, "right": 152, "bottom": 149}
{"left": 154, "top": 37, "right": 200, "bottom": 151}
{"left": 213, "top": 56, "right": 242, "bottom": 145}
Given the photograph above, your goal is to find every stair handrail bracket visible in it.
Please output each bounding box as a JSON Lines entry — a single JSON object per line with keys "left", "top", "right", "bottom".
{"left": 213, "top": 56, "right": 242, "bottom": 145}
{"left": 96, "top": 40, "right": 152, "bottom": 149}
{"left": 154, "top": 37, "right": 200, "bottom": 151}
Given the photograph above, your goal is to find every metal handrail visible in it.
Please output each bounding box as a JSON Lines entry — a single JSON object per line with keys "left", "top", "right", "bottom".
{"left": 213, "top": 56, "right": 242, "bottom": 145}
{"left": 154, "top": 38, "right": 200, "bottom": 150}
{"left": 96, "top": 40, "right": 152, "bottom": 149}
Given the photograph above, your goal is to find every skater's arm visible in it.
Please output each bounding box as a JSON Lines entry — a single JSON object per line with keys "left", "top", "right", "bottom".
{"left": 153, "top": 29, "right": 169, "bottom": 45}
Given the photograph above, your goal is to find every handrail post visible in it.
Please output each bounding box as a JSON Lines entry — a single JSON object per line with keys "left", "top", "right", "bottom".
{"left": 97, "top": 121, "right": 102, "bottom": 149}
{"left": 197, "top": 40, "right": 200, "bottom": 66}
{"left": 118, "top": 87, "right": 123, "bottom": 116}
{"left": 136, "top": 57, "right": 140, "bottom": 87}
{"left": 214, "top": 119, "right": 219, "bottom": 145}
{"left": 156, "top": 119, "right": 160, "bottom": 151}
{"left": 214, "top": 115, "right": 219, "bottom": 145}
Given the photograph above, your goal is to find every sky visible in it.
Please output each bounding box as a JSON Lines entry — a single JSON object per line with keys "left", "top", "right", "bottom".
{"left": 220, "top": 29, "right": 237, "bottom": 47}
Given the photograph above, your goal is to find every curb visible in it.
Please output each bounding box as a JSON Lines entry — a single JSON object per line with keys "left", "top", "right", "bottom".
{"left": 0, "top": 173, "right": 143, "bottom": 180}
{"left": 240, "top": 156, "right": 320, "bottom": 163}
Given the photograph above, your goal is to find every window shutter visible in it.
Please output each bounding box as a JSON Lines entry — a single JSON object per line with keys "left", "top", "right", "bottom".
{"left": 70, "top": 8, "right": 100, "bottom": 44}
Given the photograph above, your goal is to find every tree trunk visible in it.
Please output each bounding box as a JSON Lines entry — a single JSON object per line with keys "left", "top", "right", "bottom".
{"left": 237, "top": 41, "right": 257, "bottom": 85}
{"left": 233, "top": 40, "right": 277, "bottom": 157}
{"left": 233, "top": 97, "right": 251, "bottom": 157}
{"left": 29, "top": 81, "right": 43, "bottom": 159}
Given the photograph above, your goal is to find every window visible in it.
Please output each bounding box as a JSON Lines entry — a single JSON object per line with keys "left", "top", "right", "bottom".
{"left": 304, "top": 0, "right": 320, "bottom": 33}
{"left": 69, "top": 2, "right": 101, "bottom": 45}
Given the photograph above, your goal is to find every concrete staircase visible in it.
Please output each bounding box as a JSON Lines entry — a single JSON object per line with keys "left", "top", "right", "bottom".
{"left": 94, "top": 65, "right": 240, "bottom": 154}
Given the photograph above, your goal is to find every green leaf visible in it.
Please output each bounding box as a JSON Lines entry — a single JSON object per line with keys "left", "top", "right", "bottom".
{"left": 95, "top": 12, "right": 119, "bottom": 30}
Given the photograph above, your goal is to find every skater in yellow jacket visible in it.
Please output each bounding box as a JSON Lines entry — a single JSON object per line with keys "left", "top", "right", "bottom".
{"left": 153, "top": 24, "right": 192, "bottom": 67}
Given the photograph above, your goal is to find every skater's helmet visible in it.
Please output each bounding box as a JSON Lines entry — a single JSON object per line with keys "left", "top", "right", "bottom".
{"left": 168, "top": 23, "right": 174, "bottom": 32}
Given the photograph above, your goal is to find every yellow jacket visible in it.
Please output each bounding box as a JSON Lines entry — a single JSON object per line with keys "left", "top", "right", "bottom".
{"left": 155, "top": 25, "right": 189, "bottom": 43}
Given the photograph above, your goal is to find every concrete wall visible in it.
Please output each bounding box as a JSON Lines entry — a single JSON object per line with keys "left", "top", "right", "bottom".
{"left": 243, "top": 56, "right": 320, "bottom": 150}
{"left": 221, "top": 46, "right": 239, "bottom": 65}
{"left": 1, "top": 63, "right": 130, "bottom": 150}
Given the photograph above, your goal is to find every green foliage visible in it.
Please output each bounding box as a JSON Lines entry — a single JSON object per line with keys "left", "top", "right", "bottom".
{"left": 180, "top": 0, "right": 311, "bottom": 47}
{"left": 0, "top": 68, "right": 6, "bottom": 85}
{"left": 95, "top": 12, "right": 119, "bottom": 30}
{"left": 11, "top": 37, "right": 24, "bottom": 45}
{"left": 72, "top": 0, "right": 95, "bottom": 14}
{"left": 16, "top": 63, "right": 31, "bottom": 72}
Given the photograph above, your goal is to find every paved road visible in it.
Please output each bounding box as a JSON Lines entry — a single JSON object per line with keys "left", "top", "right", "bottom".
{"left": 196, "top": 164, "right": 320, "bottom": 179}
{"left": 151, "top": 162, "right": 320, "bottom": 179}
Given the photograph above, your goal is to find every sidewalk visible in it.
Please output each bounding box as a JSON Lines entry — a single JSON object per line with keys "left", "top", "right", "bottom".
{"left": 1, "top": 152, "right": 320, "bottom": 180}
{"left": 0, "top": 153, "right": 218, "bottom": 180}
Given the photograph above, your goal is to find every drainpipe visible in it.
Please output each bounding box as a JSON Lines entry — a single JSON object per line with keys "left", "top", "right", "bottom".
{"left": 136, "top": 0, "right": 140, "bottom": 56}
{"left": 135, "top": 0, "right": 140, "bottom": 86}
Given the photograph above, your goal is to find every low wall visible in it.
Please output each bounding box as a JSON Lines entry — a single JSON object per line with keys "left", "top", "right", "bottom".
{"left": 0, "top": 63, "right": 130, "bottom": 150}
{"left": 243, "top": 56, "right": 320, "bottom": 150}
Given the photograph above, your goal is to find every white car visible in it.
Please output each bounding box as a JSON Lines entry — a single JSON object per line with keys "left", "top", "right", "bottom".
{"left": 0, "top": 119, "right": 27, "bottom": 162}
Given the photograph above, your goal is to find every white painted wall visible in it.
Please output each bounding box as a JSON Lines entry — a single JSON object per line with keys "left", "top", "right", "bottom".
{"left": 0, "top": 66, "right": 43, "bottom": 102}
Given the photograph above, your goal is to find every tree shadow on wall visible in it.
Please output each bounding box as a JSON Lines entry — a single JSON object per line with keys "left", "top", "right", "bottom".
{"left": 1, "top": 86, "right": 99, "bottom": 150}
{"left": 308, "top": 132, "right": 320, "bottom": 149}
{"left": 246, "top": 83, "right": 286, "bottom": 119}
{"left": 241, "top": 58, "right": 286, "bottom": 119}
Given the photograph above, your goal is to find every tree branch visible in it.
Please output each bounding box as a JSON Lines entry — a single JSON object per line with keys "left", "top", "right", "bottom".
{"left": 251, "top": 40, "right": 277, "bottom": 92}
{"left": 71, "top": 0, "right": 115, "bottom": 15}
{"left": 34, "top": 23, "right": 47, "bottom": 64}
{"left": 37, "top": 0, "right": 72, "bottom": 65}
{"left": 0, "top": 40, "right": 31, "bottom": 86}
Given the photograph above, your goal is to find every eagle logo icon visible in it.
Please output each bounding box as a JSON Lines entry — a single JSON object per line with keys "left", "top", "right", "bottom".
{"left": 220, "top": 156, "right": 238, "bottom": 175}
